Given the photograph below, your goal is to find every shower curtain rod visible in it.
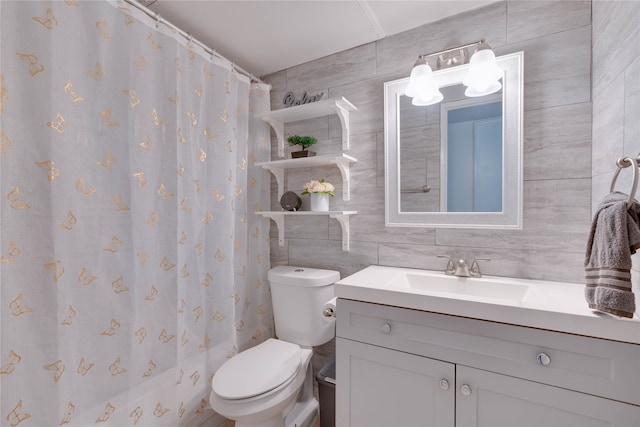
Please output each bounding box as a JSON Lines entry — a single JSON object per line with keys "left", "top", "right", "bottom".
{"left": 123, "top": 0, "right": 265, "bottom": 84}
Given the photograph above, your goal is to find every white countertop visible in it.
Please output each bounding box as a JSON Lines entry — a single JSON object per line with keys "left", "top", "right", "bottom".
{"left": 334, "top": 265, "right": 640, "bottom": 345}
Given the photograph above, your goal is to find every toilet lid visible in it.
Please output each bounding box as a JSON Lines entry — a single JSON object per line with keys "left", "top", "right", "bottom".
{"left": 212, "top": 339, "right": 301, "bottom": 400}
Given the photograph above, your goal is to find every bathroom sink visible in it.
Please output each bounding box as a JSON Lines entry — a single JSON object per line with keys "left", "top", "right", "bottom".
{"left": 390, "top": 272, "right": 529, "bottom": 302}
{"left": 334, "top": 265, "right": 640, "bottom": 344}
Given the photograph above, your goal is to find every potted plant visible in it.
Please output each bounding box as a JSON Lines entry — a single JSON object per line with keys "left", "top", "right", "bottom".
{"left": 287, "top": 135, "right": 317, "bottom": 158}
{"left": 302, "top": 179, "right": 335, "bottom": 211}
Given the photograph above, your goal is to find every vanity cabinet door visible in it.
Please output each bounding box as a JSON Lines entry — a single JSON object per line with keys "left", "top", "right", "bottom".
{"left": 336, "top": 337, "right": 455, "bottom": 427}
{"left": 456, "top": 366, "right": 640, "bottom": 427}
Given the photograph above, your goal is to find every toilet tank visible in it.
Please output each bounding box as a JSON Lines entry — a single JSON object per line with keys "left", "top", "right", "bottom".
{"left": 268, "top": 265, "right": 339, "bottom": 347}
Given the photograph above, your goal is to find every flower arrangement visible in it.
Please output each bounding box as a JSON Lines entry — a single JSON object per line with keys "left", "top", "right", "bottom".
{"left": 301, "top": 179, "right": 335, "bottom": 197}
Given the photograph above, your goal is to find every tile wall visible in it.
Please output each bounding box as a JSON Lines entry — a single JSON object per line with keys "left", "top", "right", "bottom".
{"left": 262, "top": 0, "right": 593, "bottom": 285}
{"left": 591, "top": 1, "right": 640, "bottom": 208}
{"left": 590, "top": 1, "right": 640, "bottom": 300}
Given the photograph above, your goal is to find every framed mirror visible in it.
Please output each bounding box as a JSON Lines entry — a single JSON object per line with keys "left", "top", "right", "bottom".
{"left": 385, "top": 51, "right": 523, "bottom": 229}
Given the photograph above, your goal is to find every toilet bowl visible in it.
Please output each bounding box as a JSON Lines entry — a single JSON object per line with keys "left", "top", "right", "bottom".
{"left": 210, "top": 339, "right": 313, "bottom": 427}
{"left": 210, "top": 266, "right": 339, "bottom": 427}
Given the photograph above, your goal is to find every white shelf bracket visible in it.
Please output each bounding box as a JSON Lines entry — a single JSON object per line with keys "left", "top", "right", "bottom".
{"left": 330, "top": 213, "right": 351, "bottom": 251}
{"left": 334, "top": 159, "right": 352, "bottom": 201}
{"left": 256, "top": 211, "right": 355, "bottom": 252}
{"left": 262, "top": 213, "right": 286, "bottom": 246}
{"left": 263, "top": 118, "right": 285, "bottom": 157}
{"left": 263, "top": 166, "right": 285, "bottom": 200}
{"left": 332, "top": 103, "right": 351, "bottom": 151}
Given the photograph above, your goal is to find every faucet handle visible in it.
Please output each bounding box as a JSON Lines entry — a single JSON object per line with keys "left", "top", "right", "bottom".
{"left": 437, "top": 254, "right": 456, "bottom": 275}
{"left": 470, "top": 257, "right": 490, "bottom": 277}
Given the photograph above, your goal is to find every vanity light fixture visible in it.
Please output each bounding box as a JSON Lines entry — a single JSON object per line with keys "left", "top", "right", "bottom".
{"left": 407, "top": 39, "right": 502, "bottom": 105}
{"left": 462, "top": 40, "right": 503, "bottom": 97}
{"left": 405, "top": 57, "right": 443, "bottom": 106}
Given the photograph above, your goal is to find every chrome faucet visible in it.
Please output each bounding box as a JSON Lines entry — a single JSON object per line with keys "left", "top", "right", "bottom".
{"left": 438, "top": 255, "right": 490, "bottom": 278}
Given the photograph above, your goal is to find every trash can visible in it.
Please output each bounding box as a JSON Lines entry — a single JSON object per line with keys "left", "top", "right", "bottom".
{"left": 316, "top": 358, "right": 336, "bottom": 427}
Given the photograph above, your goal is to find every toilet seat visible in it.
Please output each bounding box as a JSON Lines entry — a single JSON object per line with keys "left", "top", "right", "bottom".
{"left": 212, "top": 339, "right": 301, "bottom": 400}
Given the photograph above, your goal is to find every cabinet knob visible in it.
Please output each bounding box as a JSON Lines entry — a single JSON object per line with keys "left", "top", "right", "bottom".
{"left": 460, "top": 384, "right": 472, "bottom": 396}
{"left": 536, "top": 352, "right": 551, "bottom": 366}
{"left": 381, "top": 323, "right": 391, "bottom": 334}
{"left": 439, "top": 379, "right": 450, "bottom": 391}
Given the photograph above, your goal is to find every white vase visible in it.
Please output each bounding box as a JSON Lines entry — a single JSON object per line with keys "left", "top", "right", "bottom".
{"left": 310, "top": 193, "right": 330, "bottom": 212}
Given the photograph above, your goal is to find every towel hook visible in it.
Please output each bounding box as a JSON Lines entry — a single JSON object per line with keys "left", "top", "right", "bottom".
{"left": 609, "top": 157, "right": 639, "bottom": 209}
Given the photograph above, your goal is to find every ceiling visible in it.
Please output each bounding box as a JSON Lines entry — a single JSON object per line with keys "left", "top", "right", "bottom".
{"left": 142, "top": 0, "right": 497, "bottom": 78}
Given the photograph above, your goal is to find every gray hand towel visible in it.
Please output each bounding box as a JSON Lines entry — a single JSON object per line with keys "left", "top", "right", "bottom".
{"left": 584, "top": 192, "right": 640, "bottom": 318}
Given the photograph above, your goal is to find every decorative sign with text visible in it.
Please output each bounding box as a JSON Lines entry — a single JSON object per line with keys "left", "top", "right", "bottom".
{"left": 283, "top": 91, "right": 325, "bottom": 107}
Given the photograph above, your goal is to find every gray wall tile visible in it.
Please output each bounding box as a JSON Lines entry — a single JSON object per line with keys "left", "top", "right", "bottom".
{"left": 592, "top": 1, "right": 640, "bottom": 217}
{"left": 286, "top": 43, "right": 377, "bottom": 93}
{"left": 262, "top": 70, "right": 288, "bottom": 112}
{"left": 524, "top": 102, "right": 592, "bottom": 181}
{"left": 287, "top": 116, "right": 331, "bottom": 141}
{"left": 503, "top": 25, "right": 591, "bottom": 112}
{"left": 327, "top": 76, "right": 388, "bottom": 136}
{"left": 507, "top": 0, "right": 591, "bottom": 44}
{"left": 331, "top": 212, "right": 437, "bottom": 245}
{"left": 269, "top": 236, "right": 289, "bottom": 267}
{"left": 346, "top": 133, "right": 379, "bottom": 187}
{"left": 376, "top": 132, "right": 385, "bottom": 188}
{"left": 436, "top": 178, "right": 592, "bottom": 255}
{"left": 462, "top": 247, "right": 586, "bottom": 283}
{"left": 624, "top": 56, "right": 640, "bottom": 157}
{"left": 592, "top": 71, "right": 625, "bottom": 176}
{"left": 378, "top": 243, "right": 450, "bottom": 271}
{"left": 287, "top": 238, "right": 379, "bottom": 278}
{"left": 285, "top": 216, "right": 330, "bottom": 241}
{"left": 380, "top": 242, "right": 585, "bottom": 283}
{"left": 591, "top": 171, "right": 613, "bottom": 214}
{"left": 592, "top": 0, "right": 640, "bottom": 94}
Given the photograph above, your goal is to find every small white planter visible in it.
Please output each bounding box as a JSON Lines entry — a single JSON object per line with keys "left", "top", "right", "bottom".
{"left": 310, "top": 193, "right": 330, "bottom": 212}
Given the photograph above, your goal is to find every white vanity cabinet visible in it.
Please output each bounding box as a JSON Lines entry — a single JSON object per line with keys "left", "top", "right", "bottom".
{"left": 455, "top": 365, "right": 637, "bottom": 427}
{"left": 336, "top": 299, "right": 640, "bottom": 427}
{"left": 338, "top": 338, "right": 455, "bottom": 427}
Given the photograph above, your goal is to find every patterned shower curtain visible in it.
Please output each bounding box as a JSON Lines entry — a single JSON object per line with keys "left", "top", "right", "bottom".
{"left": 0, "top": 1, "right": 273, "bottom": 425}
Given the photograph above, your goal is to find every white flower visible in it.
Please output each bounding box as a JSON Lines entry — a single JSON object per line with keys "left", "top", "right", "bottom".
{"left": 320, "top": 181, "right": 335, "bottom": 193}
{"left": 302, "top": 179, "right": 335, "bottom": 197}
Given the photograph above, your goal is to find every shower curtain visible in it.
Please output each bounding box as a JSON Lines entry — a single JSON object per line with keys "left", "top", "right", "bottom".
{"left": 0, "top": 1, "right": 273, "bottom": 426}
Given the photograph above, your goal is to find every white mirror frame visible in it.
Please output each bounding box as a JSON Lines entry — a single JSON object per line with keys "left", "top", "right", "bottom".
{"left": 384, "top": 51, "right": 523, "bottom": 229}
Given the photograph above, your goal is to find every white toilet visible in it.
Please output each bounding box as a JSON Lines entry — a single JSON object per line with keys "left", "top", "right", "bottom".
{"left": 210, "top": 265, "right": 339, "bottom": 427}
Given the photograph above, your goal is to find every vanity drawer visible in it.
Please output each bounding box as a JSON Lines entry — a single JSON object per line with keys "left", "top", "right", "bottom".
{"left": 336, "top": 298, "right": 640, "bottom": 406}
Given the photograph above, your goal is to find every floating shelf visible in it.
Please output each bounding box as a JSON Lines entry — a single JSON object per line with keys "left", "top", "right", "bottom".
{"left": 256, "top": 97, "right": 357, "bottom": 157}
{"left": 256, "top": 211, "right": 357, "bottom": 252}
{"left": 256, "top": 153, "right": 358, "bottom": 201}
